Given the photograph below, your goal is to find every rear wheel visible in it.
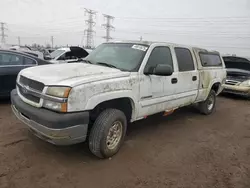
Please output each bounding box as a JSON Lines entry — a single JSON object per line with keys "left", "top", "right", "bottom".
{"left": 198, "top": 90, "right": 216, "bottom": 115}
{"left": 88, "top": 109, "right": 127, "bottom": 159}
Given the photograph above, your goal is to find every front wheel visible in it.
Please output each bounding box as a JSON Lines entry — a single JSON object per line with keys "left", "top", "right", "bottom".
{"left": 89, "top": 109, "right": 127, "bottom": 159}
{"left": 198, "top": 90, "right": 216, "bottom": 115}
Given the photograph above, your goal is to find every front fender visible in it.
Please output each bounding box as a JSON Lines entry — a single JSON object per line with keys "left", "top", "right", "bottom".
{"left": 85, "top": 90, "right": 138, "bottom": 121}
{"left": 85, "top": 90, "right": 135, "bottom": 109}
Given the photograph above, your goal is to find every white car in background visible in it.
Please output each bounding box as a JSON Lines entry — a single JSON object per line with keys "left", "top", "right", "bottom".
{"left": 49, "top": 46, "right": 90, "bottom": 64}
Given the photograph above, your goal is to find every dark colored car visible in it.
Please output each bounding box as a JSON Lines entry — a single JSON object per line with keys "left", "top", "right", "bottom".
{"left": 0, "top": 49, "right": 51, "bottom": 97}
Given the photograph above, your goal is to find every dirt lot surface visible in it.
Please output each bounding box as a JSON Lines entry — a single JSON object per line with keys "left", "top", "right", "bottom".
{"left": 1, "top": 95, "right": 250, "bottom": 188}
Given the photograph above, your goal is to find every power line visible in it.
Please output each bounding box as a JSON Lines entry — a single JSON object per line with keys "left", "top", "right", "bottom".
{"left": 102, "top": 14, "right": 115, "bottom": 42}
{"left": 116, "top": 16, "right": 250, "bottom": 21}
{"left": 0, "top": 22, "right": 8, "bottom": 44}
{"left": 84, "top": 8, "right": 97, "bottom": 48}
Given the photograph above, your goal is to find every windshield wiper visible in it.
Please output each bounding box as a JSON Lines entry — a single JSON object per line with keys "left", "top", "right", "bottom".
{"left": 81, "top": 59, "right": 93, "bottom": 64}
{"left": 95, "top": 62, "right": 118, "bottom": 69}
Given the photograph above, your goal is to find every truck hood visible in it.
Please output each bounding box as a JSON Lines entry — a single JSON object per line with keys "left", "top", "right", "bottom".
{"left": 19, "top": 63, "right": 130, "bottom": 87}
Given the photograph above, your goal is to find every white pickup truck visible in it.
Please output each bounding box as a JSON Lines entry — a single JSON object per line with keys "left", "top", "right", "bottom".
{"left": 11, "top": 41, "right": 226, "bottom": 158}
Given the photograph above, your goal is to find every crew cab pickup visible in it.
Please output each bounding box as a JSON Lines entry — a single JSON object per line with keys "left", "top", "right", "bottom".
{"left": 11, "top": 41, "right": 226, "bottom": 158}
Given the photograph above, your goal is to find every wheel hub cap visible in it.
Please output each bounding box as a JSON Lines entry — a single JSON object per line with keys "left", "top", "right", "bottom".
{"left": 207, "top": 95, "right": 214, "bottom": 111}
{"left": 106, "top": 121, "right": 123, "bottom": 150}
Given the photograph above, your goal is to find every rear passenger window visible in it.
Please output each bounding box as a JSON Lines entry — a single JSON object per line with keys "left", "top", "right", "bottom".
{"left": 200, "top": 53, "right": 222, "bottom": 67}
{"left": 0, "top": 52, "right": 23, "bottom": 65}
{"left": 144, "top": 46, "right": 173, "bottom": 73}
{"left": 175, "top": 48, "right": 195, "bottom": 72}
{"left": 24, "top": 57, "right": 36, "bottom": 65}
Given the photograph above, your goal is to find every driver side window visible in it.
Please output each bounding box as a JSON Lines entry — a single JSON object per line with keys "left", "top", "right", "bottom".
{"left": 144, "top": 46, "right": 173, "bottom": 74}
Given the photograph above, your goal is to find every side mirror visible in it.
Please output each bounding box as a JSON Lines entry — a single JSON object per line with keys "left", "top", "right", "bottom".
{"left": 145, "top": 64, "right": 173, "bottom": 76}
{"left": 154, "top": 64, "right": 173, "bottom": 76}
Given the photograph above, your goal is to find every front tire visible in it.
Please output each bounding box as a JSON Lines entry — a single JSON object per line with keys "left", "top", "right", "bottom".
{"left": 89, "top": 109, "right": 127, "bottom": 159}
{"left": 198, "top": 90, "right": 216, "bottom": 115}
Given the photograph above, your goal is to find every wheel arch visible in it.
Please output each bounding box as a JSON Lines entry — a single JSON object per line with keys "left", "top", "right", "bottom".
{"left": 86, "top": 91, "right": 137, "bottom": 122}
{"left": 206, "top": 79, "right": 223, "bottom": 99}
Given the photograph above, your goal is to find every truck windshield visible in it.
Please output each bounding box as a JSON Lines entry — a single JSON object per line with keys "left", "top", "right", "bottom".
{"left": 85, "top": 43, "right": 148, "bottom": 71}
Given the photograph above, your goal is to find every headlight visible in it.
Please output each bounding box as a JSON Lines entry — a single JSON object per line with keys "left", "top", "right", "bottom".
{"left": 239, "top": 80, "right": 250, "bottom": 87}
{"left": 46, "top": 87, "right": 71, "bottom": 98}
{"left": 44, "top": 86, "right": 71, "bottom": 112}
{"left": 43, "top": 100, "right": 67, "bottom": 112}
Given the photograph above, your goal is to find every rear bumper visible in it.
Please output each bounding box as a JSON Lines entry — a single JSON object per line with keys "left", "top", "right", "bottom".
{"left": 222, "top": 85, "right": 250, "bottom": 97}
{"left": 11, "top": 89, "right": 89, "bottom": 145}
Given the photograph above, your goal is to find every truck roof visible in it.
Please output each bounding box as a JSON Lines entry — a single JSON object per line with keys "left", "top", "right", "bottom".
{"left": 109, "top": 40, "right": 220, "bottom": 54}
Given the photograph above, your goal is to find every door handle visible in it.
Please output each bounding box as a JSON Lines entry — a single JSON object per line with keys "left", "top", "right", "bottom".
{"left": 192, "top": 76, "right": 197, "bottom": 81}
{"left": 171, "top": 78, "right": 178, "bottom": 84}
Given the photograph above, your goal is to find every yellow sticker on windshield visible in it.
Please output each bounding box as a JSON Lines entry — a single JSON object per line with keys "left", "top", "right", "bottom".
{"left": 132, "top": 45, "right": 148, "bottom": 51}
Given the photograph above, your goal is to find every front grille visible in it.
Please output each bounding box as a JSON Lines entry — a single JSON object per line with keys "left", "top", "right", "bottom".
{"left": 19, "top": 76, "right": 44, "bottom": 92}
{"left": 18, "top": 85, "right": 40, "bottom": 103}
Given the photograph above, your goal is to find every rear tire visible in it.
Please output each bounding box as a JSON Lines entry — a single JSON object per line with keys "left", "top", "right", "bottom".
{"left": 89, "top": 109, "right": 127, "bottom": 159}
{"left": 198, "top": 90, "right": 216, "bottom": 115}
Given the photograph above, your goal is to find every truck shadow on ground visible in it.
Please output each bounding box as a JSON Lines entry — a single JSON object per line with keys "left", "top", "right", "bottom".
{"left": 27, "top": 106, "right": 199, "bottom": 162}
{"left": 0, "top": 97, "right": 11, "bottom": 104}
{"left": 219, "top": 93, "right": 249, "bottom": 101}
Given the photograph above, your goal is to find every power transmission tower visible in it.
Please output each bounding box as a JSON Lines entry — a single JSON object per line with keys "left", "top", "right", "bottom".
{"left": 0, "top": 22, "right": 7, "bottom": 44}
{"left": 102, "top": 14, "right": 115, "bottom": 42}
{"left": 18, "top": 36, "right": 21, "bottom": 46}
{"left": 51, "top": 36, "right": 54, "bottom": 48}
{"left": 84, "top": 8, "right": 97, "bottom": 49}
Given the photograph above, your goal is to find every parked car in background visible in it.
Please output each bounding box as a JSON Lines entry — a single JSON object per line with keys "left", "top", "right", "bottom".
{"left": 49, "top": 46, "right": 89, "bottom": 63}
{"left": 222, "top": 56, "right": 250, "bottom": 97}
{"left": 0, "top": 49, "right": 51, "bottom": 97}
{"left": 11, "top": 41, "right": 226, "bottom": 158}
{"left": 38, "top": 49, "right": 52, "bottom": 60}
{"left": 47, "top": 48, "right": 56, "bottom": 53}
{"left": 9, "top": 45, "right": 44, "bottom": 59}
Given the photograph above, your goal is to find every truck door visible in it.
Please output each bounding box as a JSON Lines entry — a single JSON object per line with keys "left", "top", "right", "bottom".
{"left": 138, "top": 46, "right": 178, "bottom": 118}
{"left": 173, "top": 47, "right": 199, "bottom": 107}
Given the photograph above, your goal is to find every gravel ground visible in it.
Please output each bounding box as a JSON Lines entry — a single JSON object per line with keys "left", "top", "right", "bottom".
{"left": 0, "top": 95, "right": 250, "bottom": 188}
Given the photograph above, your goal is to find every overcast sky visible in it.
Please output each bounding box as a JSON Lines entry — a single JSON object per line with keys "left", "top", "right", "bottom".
{"left": 0, "top": 0, "right": 250, "bottom": 56}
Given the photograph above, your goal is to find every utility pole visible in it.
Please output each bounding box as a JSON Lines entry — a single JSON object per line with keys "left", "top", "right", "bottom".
{"left": 84, "top": 8, "right": 97, "bottom": 49}
{"left": 0, "top": 22, "right": 7, "bottom": 44}
{"left": 51, "top": 36, "right": 54, "bottom": 48}
{"left": 102, "top": 14, "right": 115, "bottom": 42}
{"left": 18, "top": 36, "right": 21, "bottom": 46}
{"left": 139, "top": 36, "right": 143, "bottom": 41}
